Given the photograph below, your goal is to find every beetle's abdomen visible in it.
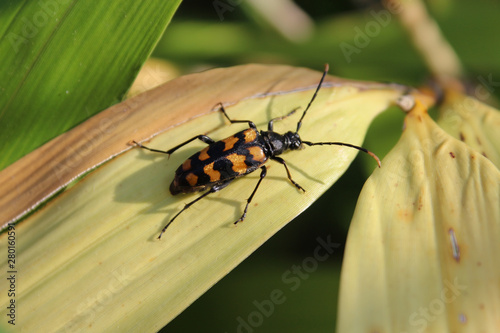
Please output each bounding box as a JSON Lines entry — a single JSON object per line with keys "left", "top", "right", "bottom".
{"left": 170, "top": 128, "right": 268, "bottom": 195}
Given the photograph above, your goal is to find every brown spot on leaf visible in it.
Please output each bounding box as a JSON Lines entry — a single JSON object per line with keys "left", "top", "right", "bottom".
{"left": 459, "top": 132, "right": 465, "bottom": 141}
{"left": 412, "top": 197, "right": 423, "bottom": 210}
{"left": 397, "top": 209, "right": 413, "bottom": 222}
{"left": 449, "top": 152, "right": 455, "bottom": 158}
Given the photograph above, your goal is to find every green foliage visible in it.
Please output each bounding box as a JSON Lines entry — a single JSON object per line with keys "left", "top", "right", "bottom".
{"left": 0, "top": 0, "right": 181, "bottom": 170}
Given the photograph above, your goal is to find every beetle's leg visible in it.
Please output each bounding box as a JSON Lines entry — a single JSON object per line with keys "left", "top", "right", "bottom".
{"left": 133, "top": 135, "right": 215, "bottom": 157}
{"left": 234, "top": 165, "right": 267, "bottom": 225}
{"left": 158, "top": 188, "right": 213, "bottom": 239}
{"left": 158, "top": 180, "right": 234, "bottom": 239}
{"left": 267, "top": 107, "right": 300, "bottom": 131}
{"left": 271, "top": 156, "right": 306, "bottom": 192}
{"left": 217, "top": 102, "right": 257, "bottom": 129}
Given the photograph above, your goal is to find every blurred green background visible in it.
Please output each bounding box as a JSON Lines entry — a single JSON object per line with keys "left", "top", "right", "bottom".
{"left": 156, "top": 1, "right": 500, "bottom": 332}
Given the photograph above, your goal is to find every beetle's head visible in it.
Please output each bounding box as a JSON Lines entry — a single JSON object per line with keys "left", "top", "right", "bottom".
{"left": 285, "top": 131, "right": 303, "bottom": 150}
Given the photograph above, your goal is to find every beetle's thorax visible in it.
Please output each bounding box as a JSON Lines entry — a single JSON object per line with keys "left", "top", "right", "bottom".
{"left": 261, "top": 130, "right": 302, "bottom": 156}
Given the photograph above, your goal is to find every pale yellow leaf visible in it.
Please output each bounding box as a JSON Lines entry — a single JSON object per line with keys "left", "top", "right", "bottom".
{"left": 337, "top": 100, "right": 500, "bottom": 332}
{"left": 0, "top": 65, "right": 406, "bottom": 332}
{"left": 438, "top": 89, "right": 500, "bottom": 169}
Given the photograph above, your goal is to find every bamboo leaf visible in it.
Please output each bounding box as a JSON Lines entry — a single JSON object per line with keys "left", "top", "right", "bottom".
{"left": 337, "top": 99, "right": 500, "bottom": 332}
{"left": 0, "top": 65, "right": 405, "bottom": 332}
{"left": 0, "top": 0, "right": 182, "bottom": 170}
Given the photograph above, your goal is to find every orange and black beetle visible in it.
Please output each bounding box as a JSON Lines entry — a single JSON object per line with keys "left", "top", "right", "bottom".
{"left": 133, "top": 64, "right": 380, "bottom": 239}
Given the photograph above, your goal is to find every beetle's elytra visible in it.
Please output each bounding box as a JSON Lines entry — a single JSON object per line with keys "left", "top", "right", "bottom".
{"left": 133, "top": 64, "right": 381, "bottom": 239}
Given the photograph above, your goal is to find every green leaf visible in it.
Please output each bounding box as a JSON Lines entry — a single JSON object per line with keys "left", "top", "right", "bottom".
{"left": 0, "top": 0, "right": 182, "bottom": 170}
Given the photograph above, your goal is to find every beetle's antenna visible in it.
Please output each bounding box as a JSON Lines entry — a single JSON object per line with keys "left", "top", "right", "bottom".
{"left": 296, "top": 64, "right": 329, "bottom": 133}
{"left": 302, "top": 140, "right": 382, "bottom": 167}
